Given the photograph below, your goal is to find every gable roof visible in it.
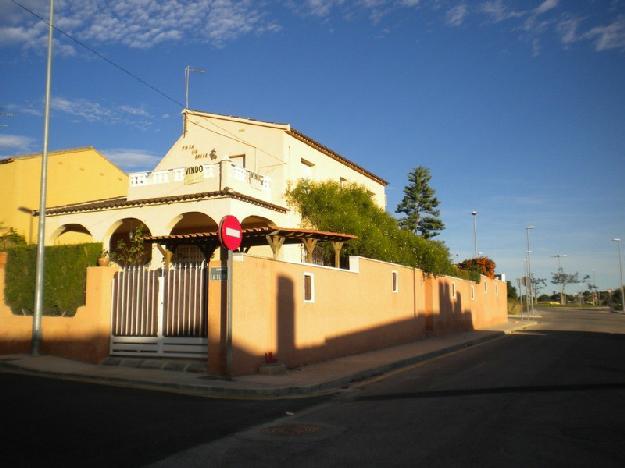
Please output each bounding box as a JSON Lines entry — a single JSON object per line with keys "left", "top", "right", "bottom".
{"left": 184, "top": 109, "right": 388, "bottom": 186}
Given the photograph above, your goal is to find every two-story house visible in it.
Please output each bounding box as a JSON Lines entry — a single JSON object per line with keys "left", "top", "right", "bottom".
{"left": 42, "top": 109, "right": 387, "bottom": 264}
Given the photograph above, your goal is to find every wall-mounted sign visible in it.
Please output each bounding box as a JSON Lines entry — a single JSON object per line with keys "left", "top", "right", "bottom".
{"left": 210, "top": 267, "right": 227, "bottom": 281}
{"left": 184, "top": 165, "right": 204, "bottom": 185}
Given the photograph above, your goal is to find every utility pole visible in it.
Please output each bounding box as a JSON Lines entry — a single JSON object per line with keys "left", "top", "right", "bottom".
{"left": 32, "top": 0, "right": 55, "bottom": 355}
{"left": 526, "top": 225, "right": 535, "bottom": 315}
{"left": 185, "top": 65, "right": 205, "bottom": 109}
{"left": 612, "top": 238, "right": 625, "bottom": 313}
{"left": 471, "top": 211, "right": 478, "bottom": 258}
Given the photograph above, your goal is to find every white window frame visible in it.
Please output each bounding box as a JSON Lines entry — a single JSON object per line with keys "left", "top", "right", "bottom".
{"left": 392, "top": 270, "right": 399, "bottom": 293}
{"left": 303, "top": 272, "right": 315, "bottom": 303}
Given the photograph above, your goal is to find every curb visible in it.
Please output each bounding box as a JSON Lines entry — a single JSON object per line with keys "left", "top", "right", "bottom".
{"left": 0, "top": 324, "right": 534, "bottom": 399}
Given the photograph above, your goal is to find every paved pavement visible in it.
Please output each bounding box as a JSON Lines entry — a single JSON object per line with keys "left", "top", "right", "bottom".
{"left": 0, "top": 319, "right": 533, "bottom": 399}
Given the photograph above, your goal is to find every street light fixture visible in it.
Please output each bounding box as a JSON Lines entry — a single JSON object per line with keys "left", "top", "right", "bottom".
{"left": 526, "top": 225, "right": 535, "bottom": 314}
{"left": 471, "top": 210, "right": 478, "bottom": 258}
{"left": 612, "top": 238, "right": 624, "bottom": 313}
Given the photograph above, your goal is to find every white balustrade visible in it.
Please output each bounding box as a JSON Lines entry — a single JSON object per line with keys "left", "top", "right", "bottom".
{"left": 129, "top": 164, "right": 270, "bottom": 194}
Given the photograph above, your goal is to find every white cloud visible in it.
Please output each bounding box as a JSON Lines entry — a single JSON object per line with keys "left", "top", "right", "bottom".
{"left": 446, "top": 4, "right": 468, "bottom": 27}
{"left": 535, "top": 0, "right": 559, "bottom": 16}
{"left": 0, "top": 134, "right": 34, "bottom": 151}
{"left": 49, "top": 96, "right": 153, "bottom": 128}
{"left": 0, "top": 0, "right": 279, "bottom": 52}
{"left": 102, "top": 148, "right": 161, "bottom": 170}
{"left": 479, "top": 0, "right": 525, "bottom": 23}
{"left": 585, "top": 16, "right": 625, "bottom": 51}
{"left": 557, "top": 16, "right": 582, "bottom": 46}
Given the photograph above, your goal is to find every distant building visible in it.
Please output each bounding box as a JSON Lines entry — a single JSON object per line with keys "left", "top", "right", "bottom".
{"left": 41, "top": 110, "right": 387, "bottom": 263}
{"left": 0, "top": 147, "right": 127, "bottom": 244}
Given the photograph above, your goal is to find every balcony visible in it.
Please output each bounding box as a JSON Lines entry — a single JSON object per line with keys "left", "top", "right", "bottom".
{"left": 127, "top": 161, "right": 272, "bottom": 202}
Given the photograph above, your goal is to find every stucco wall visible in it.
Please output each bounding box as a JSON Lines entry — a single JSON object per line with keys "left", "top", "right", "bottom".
{"left": 214, "top": 255, "right": 508, "bottom": 375}
{"left": 0, "top": 147, "right": 127, "bottom": 243}
{"left": 0, "top": 252, "right": 115, "bottom": 363}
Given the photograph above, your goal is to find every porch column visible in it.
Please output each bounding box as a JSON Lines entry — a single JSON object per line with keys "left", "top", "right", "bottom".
{"left": 266, "top": 235, "right": 285, "bottom": 260}
{"left": 332, "top": 241, "right": 343, "bottom": 268}
{"left": 302, "top": 238, "right": 318, "bottom": 264}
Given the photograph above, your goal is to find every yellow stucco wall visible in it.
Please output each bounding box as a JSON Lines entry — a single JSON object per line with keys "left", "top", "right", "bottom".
{"left": 0, "top": 147, "right": 128, "bottom": 243}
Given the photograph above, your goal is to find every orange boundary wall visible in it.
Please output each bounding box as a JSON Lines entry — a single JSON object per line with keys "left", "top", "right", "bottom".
{"left": 210, "top": 255, "right": 508, "bottom": 375}
{"left": 0, "top": 252, "right": 116, "bottom": 363}
{"left": 0, "top": 252, "right": 507, "bottom": 374}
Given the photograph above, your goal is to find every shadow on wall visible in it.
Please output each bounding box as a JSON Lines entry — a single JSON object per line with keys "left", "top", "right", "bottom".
{"left": 437, "top": 282, "right": 473, "bottom": 335}
{"left": 0, "top": 334, "right": 111, "bottom": 363}
{"left": 227, "top": 274, "right": 476, "bottom": 376}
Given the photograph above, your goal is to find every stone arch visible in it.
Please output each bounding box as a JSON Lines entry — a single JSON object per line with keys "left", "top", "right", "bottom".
{"left": 108, "top": 217, "right": 152, "bottom": 266}
{"left": 240, "top": 215, "right": 277, "bottom": 229}
{"left": 51, "top": 224, "right": 94, "bottom": 245}
{"left": 169, "top": 212, "right": 218, "bottom": 235}
{"left": 168, "top": 212, "right": 218, "bottom": 263}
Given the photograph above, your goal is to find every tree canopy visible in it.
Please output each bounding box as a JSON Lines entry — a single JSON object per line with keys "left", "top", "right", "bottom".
{"left": 287, "top": 180, "right": 472, "bottom": 279}
{"left": 395, "top": 166, "right": 445, "bottom": 239}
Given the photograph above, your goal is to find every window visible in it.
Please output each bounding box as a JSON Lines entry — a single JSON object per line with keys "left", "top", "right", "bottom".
{"left": 471, "top": 285, "right": 475, "bottom": 300}
{"left": 229, "top": 154, "right": 246, "bottom": 168}
{"left": 301, "top": 158, "right": 314, "bottom": 178}
{"left": 451, "top": 283, "right": 456, "bottom": 298}
{"left": 392, "top": 271, "right": 399, "bottom": 293}
{"left": 304, "top": 273, "right": 315, "bottom": 302}
{"left": 484, "top": 281, "right": 488, "bottom": 294}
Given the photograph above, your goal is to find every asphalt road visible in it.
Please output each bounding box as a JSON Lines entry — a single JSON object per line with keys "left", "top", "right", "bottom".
{"left": 151, "top": 307, "right": 625, "bottom": 467}
{"left": 3, "top": 307, "right": 625, "bottom": 467}
{"left": 0, "top": 374, "right": 326, "bottom": 467}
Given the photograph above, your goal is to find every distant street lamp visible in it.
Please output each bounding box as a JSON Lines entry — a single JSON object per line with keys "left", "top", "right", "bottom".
{"left": 551, "top": 253, "right": 568, "bottom": 305}
{"left": 471, "top": 210, "right": 478, "bottom": 258}
{"left": 526, "top": 225, "right": 535, "bottom": 314}
{"left": 612, "top": 238, "right": 625, "bottom": 313}
{"left": 184, "top": 65, "right": 206, "bottom": 109}
{"left": 551, "top": 253, "right": 567, "bottom": 271}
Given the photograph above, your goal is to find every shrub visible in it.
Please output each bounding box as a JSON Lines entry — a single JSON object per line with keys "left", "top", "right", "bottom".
{"left": 457, "top": 256, "right": 496, "bottom": 279}
{"left": 4, "top": 243, "right": 102, "bottom": 316}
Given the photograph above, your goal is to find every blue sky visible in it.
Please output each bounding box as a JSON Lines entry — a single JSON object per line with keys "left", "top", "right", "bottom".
{"left": 1, "top": 0, "right": 624, "bottom": 293}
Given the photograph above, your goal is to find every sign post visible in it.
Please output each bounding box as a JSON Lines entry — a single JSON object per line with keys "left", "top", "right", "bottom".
{"left": 218, "top": 215, "right": 242, "bottom": 378}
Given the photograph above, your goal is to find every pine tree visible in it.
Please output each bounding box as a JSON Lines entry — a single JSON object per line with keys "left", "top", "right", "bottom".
{"left": 395, "top": 166, "right": 445, "bottom": 239}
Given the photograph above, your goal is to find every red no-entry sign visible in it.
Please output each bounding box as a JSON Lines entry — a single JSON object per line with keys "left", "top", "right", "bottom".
{"left": 218, "top": 215, "right": 242, "bottom": 251}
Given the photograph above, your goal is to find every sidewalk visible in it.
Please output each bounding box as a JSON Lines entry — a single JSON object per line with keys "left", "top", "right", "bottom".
{"left": 0, "top": 319, "right": 535, "bottom": 399}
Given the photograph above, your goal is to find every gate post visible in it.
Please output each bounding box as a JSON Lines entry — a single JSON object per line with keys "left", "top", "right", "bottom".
{"left": 157, "top": 269, "right": 165, "bottom": 355}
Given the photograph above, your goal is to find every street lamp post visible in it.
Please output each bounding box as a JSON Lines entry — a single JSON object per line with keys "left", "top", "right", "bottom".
{"left": 184, "top": 65, "right": 206, "bottom": 109}
{"left": 32, "top": 0, "right": 55, "bottom": 356}
{"left": 526, "top": 225, "right": 535, "bottom": 314}
{"left": 612, "top": 238, "right": 625, "bottom": 313}
{"left": 551, "top": 253, "right": 567, "bottom": 305}
{"left": 471, "top": 210, "right": 478, "bottom": 258}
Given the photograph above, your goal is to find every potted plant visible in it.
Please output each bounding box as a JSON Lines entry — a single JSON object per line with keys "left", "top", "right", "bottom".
{"left": 97, "top": 249, "right": 110, "bottom": 266}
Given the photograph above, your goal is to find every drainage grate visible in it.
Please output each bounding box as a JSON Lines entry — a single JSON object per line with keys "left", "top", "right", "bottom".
{"left": 262, "top": 424, "right": 323, "bottom": 436}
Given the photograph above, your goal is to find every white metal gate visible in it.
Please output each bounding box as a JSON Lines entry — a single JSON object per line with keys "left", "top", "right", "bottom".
{"left": 110, "top": 263, "right": 208, "bottom": 358}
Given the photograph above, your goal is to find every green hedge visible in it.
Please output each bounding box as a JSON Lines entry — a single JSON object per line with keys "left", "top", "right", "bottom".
{"left": 4, "top": 243, "right": 102, "bottom": 316}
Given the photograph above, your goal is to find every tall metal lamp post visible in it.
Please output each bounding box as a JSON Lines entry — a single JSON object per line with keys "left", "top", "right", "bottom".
{"left": 526, "top": 225, "right": 535, "bottom": 314}
{"left": 471, "top": 210, "right": 478, "bottom": 258}
{"left": 32, "top": 0, "right": 55, "bottom": 355}
{"left": 612, "top": 238, "right": 625, "bottom": 313}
